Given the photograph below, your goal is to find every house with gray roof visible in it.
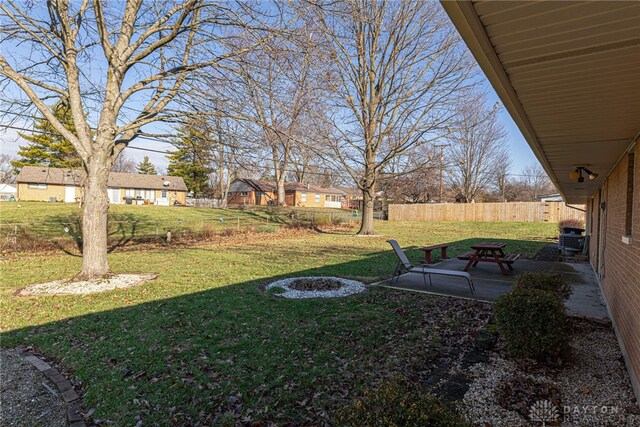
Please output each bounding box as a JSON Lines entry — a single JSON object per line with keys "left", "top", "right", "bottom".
{"left": 16, "top": 166, "right": 187, "bottom": 205}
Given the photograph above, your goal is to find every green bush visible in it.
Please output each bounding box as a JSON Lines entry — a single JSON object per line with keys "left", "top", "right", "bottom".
{"left": 513, "top": 272, "right": 573, "bottom": 301}
{"left": 494, "top": 288, "right": 570, "bottom": 361}
{"left": 337, "top": 379, "right": 469, "bottom": 427}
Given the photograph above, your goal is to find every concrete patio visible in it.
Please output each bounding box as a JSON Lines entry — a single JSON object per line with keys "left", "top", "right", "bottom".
{"left": 376, "top": 258, "right": 608, "bottom": 320}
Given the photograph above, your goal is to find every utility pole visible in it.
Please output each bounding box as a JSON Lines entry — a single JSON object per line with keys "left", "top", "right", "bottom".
{"left": 434, "top": 144, "right": 449, "bottom": 203}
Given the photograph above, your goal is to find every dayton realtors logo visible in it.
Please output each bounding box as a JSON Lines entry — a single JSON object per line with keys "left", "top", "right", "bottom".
{"left": 529, "top": 400, "right": 560, "bottom": 426}
{"left": 530, "top": 400, "right": 623, "bottom": 425}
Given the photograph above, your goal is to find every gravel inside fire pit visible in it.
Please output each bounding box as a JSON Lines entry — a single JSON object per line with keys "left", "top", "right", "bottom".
{"left": 265, "top": 276, "right": 366, "bottom": 299}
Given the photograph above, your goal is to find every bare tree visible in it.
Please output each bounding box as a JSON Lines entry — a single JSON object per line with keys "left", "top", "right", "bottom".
{"left": 209, "top": 114, "right": 240, "bottom": 206}
{"left": 222, "top": 28, "right": 319, "bottom": 205}
{"left": 0, "top": 1, "right": 262, "bottom": 279}
{"left": 111, "top": 152, "right": 136, "bottom": 173}
{"left": 0, "top": 154, "right": 16, "bottom": 183}
{"left": 519, "top": 163, "right": 554, "bottom": 201}
{"left": 445, "top": 90, "right": 509, "bottom": 203}
{"left": 493, "top": 157, "right": 512, "bottom": 202}
{"left": 306, "top": 0, "right": 474, "bottom": 234}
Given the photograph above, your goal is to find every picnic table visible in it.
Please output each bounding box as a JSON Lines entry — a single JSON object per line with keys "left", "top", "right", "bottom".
{"left": 456, "top": 242, "right": 520, "bottom": 275}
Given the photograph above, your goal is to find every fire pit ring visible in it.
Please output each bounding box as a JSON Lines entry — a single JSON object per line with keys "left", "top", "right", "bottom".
{"left": 264, "top": 276, "right": 366, "bottom": 299}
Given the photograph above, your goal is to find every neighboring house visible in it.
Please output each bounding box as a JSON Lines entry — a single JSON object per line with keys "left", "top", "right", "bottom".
{"left": 334, "top": 186, "right": 362, "bottom": 210}
{"left": 0, "top": 183, "right": 17, "bottom": 201}
{"left": 227, "top": 178, "right": 352, "bottom": 209}
{"left": 443, "top": 1, "right": 640, "bottom": 401}
{"left": 538, "top": 194, "right": 564, "bottom": 202}
{"left": 15, "top": 166, "right": 187, "bottom": 205}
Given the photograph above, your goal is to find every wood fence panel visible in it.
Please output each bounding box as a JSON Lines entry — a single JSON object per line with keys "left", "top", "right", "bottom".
{"left": 388, "top": 202, "right": 585, "bottom": 223}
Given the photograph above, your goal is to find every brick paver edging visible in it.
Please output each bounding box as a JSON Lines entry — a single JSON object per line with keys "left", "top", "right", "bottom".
{"left": 20, "top": 350, "right": 88, "bottom": 427}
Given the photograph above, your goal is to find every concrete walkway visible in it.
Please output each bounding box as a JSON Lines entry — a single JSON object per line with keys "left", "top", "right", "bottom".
{"left": 376, "top": 258, "right": 608, "bottom": 320}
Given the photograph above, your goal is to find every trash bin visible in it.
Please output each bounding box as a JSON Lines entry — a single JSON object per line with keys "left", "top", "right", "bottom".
{"left": 125, "top": 196, "right": 133, "bottom": 205}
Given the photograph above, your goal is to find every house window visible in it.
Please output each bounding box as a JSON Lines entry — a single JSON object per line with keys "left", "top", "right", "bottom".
{"left": 161, "top": 189, "right": 168, "bottom": 198}
{"left": 240, "top": 191, "right": 248, "bottom": 196}
{"left": 315, "top": 193, "right": 320, "bottom": 202}
{"left": 256, "top": 191, "right": 264, "bottom": 197}
{"left": 28, "top": 183, "right": 47, "bottom": 189}
{"left": 624, "top": 151, "right": 635, "bottom": 238}
{"left": 125, "top": 188, "right": 134, "bottom": 197}
{"left": 135, "top": 188, "right": 143, "bottom": 198}
{"left": 301, "top": 192, "right": 307, "bottom": 202}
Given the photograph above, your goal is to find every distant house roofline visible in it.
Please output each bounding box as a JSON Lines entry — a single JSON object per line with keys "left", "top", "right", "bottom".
{"left": 15, "top": 166, "right": 188, "bottom": 191}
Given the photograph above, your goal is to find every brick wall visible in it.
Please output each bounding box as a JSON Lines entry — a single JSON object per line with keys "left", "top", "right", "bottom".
{"left": 592, "top": 150, "right": 640, "bottom": 397}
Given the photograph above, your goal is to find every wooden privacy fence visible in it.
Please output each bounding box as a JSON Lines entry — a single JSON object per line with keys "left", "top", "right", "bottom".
{"left": 388, "top": 202, "right": 586, "bottom": 223}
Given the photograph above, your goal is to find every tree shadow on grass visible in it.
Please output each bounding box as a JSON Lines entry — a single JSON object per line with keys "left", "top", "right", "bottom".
{"left": 3, "top": 234, "right": 556, "bottom": 424}
{"left": 46, "top": 213, "right": 149, "bottom": 257}
{"left": 0, "top": 243, "right": 510, "bottom": 425}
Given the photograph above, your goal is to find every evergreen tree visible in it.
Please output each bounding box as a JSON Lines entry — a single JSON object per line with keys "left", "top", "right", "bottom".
{"left": 167, "top": 123, "right": 213, "bottom": 197}
{"left": 136, "top": 156, "right": 157, "bottom": 175}
{"left": 11, "top": 102, "right": 82, "bottom": 170}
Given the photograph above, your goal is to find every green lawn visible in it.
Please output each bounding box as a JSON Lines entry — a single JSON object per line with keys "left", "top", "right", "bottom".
{"left": 0, "top": 202, "right": 360, "bottom": 252}
{"left": 1, "top": 220, "right": 557, "bottom": 424}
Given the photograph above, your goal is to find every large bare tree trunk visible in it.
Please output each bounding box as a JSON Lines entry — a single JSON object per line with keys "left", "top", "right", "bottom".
{"left": 358, "top": 189, "right": 376, "bottom": 235}
{"left": 358, "top": 163, "right": 376, "bottom": 235}
{"left": 79, "top": 156, "right": 111, "bottom": 279}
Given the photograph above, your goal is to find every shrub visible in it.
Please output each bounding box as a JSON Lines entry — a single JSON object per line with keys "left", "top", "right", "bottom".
{"left": 513, "top": 272, "right": 573, "bottom": 301}
{"left": 337, "top": 379, "right": 470, "bottom": 427}
{"left": 558, "top": 218, "right": 584, "bottom": 235}
{"left": 494, "top": 288, "right": 570, "bottom": 361}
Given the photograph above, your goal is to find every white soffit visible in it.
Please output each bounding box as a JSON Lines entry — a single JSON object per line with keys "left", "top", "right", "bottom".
{"left": 442, "top": 1, "right": 640, "bottom": 203}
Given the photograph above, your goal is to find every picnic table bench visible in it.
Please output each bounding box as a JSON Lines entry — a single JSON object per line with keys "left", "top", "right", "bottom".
{"left": 419, "top": 243, "right": 449, "bottom": 265}
{"left": 456, "top": 242, "right": 521, "bottom": 275}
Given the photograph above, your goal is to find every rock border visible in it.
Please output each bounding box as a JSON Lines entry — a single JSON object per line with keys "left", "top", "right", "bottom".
{"left": 265, "top": 276, "right": 366, "bottom": 299}
{"left": 16, "top": 273, "right": 158, "bottom": 296}
{"left": 18, "top": 349, "right": 88, "bottom": 427}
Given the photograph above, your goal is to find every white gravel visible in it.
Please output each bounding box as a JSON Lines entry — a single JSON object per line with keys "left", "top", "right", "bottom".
{"left": 265, "top": 276, "right": 366, "bottom": 299}
{"left": 18, "top": 273, "right": 157, "bottom": 296}
{"left": 458, "top": 320, "right": 640, "bottom": 426}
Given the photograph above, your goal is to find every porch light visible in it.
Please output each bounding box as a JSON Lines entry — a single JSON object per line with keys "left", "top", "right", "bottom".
{"left": 569, "top": 166, "right": 598, "bottom": 182}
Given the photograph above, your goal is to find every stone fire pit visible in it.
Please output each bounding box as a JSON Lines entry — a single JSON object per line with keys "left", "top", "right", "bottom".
{"left": 265, "top": 276, "right": 366, "bottom": 299}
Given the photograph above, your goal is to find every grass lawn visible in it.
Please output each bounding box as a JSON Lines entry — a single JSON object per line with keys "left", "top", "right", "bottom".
{"left": 0, "top": 202, "right": 360, "bottom": 251}
{"left": 1, "top": 220, "right": 557, "bottom": 424}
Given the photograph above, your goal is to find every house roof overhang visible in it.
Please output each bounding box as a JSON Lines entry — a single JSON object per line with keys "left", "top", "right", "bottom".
{"left": 441, "top": 1, "right": 640, "bottom": 204}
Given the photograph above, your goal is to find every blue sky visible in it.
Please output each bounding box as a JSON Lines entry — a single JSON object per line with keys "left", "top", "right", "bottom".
{"left": 0, "top": 1, "right": 543, "bottom": 177}
{"left": 2, "top": 97, "right": 542, "bottom": 179}
{"left": 0, "top": 79, "right": 542, "bottom": 176}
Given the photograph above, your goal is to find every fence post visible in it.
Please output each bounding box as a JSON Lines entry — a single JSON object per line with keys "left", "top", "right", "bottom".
{"left": 14, "top": 224, "right": 18, "bottom": 252}
{"left": 237, "top": 216, "right": 240, "bottom": 231}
